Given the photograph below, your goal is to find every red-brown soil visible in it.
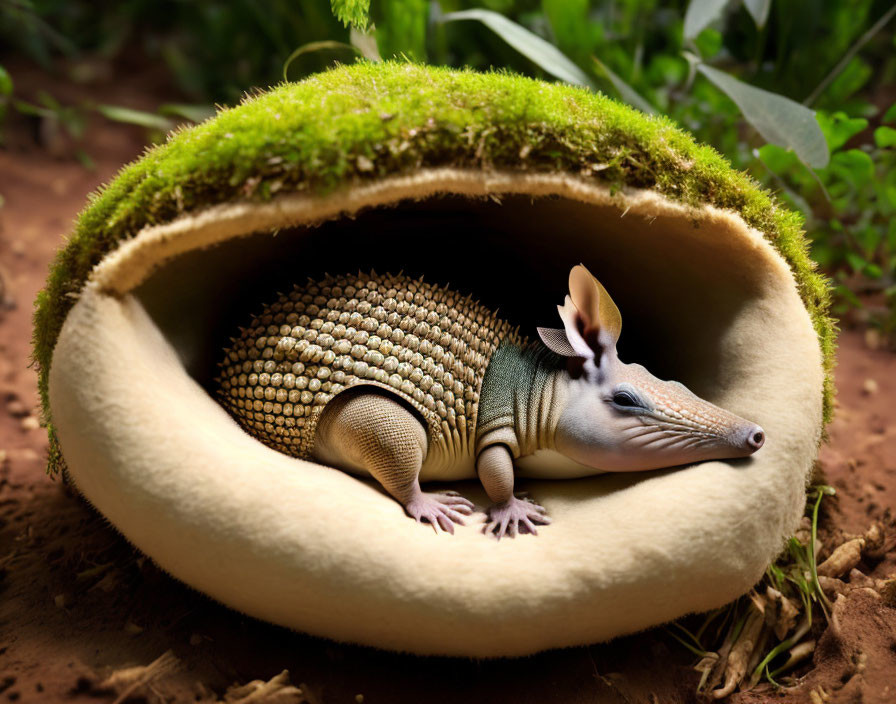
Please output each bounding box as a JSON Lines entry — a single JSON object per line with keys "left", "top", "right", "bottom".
{"left": 1, "top": 65, "right": 894, "bottom": 704}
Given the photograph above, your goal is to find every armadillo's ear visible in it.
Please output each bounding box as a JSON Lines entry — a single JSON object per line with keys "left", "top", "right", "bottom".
{"left": 568, "top": 264, "right": 622, "bottom": 347}
{"left": 537, "top": 327, "right": 579, "bottom": 357}
{"left": 551, "top": 295, "right": 595, "bottom": 359}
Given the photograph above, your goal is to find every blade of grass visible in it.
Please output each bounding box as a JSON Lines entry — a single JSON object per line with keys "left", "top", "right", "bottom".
{"left": 282, "top": 41, "right": 359, "bottom": 81}
{"left": 808, "top": 485, "right": 836, "bottom": 617}
{"left": 695, "top": 606, "right": 726, "bottom": 642}
{"left": 159, "top": 104, "right": 217, "bottom": 124}
{"left": 671, "top": 621, "right": 706, "bottom": 652}
{"left": 665, "top": 627, "right": 710, "bottom": 657}
{"left": 750, "top": 617, "right": 811, "bottom": 686}
{"left": 440, "top": 9, "right": 594, "bottom": 87}
{"left": 95, "top": 104, "right": 173, "bottom": 131}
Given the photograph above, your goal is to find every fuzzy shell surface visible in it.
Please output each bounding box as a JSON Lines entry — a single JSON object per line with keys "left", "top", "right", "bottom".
{"left": 47, "top": 171, "right": 825, "bottom": 656}
{"left": 217, "top": 273, "right": 522, "bottom": 473}
{"left": 34, "top": 63, "right": 835, "bottom": 477}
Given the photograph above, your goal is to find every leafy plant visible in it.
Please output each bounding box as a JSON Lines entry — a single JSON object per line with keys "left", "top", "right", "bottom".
{"left": 759, "top": 102, "right": 896, "bottom": 336}
{"left": 666, "top": 485, "right": 836, "bottom": 694}
{"left": 0, "top": 64, "right": 12, "bottom": 138}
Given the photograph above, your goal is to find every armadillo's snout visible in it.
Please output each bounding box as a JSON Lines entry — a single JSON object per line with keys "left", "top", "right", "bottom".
{"left": 737, "top": 424, "right": 765, "bottom": 453}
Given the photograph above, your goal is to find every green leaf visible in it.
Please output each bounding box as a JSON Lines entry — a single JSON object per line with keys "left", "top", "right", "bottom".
{"left": 885, "top": 185, "right": 896, "bottom": 210}
{"left": 884, "top": 103, "right": 896, "bottom": 124}
{"left": 95, "top": 105, "right": 173, "bottom": 131}
{"left": 0, "top": 64, "right": 10, "bottom": 125}
{"left": 646, "top": 55, "right": 688, "bottom": 87}
{"left": 845, "top": 251, "right": 867, "bottom": 272}
{"left": 757, "top": 143, "right": 799, "bottom": 172}
{"left": 864, "top": 263, "right": 883, "bottom": 279}
{"left": 683, "top": 0, "right": 729, "bottom": 42}
{"left": 829, "top": 149, "right": 874, "bottom": 184}
{"left": 330, "top": 0, "right": 370, "bottom": 30}
{"left": 75, "top": 148, "right": 96, "bottom": 171}
{"left": 835, "top": 284, "right": 863, "bottom": 308}
{"left": 440, "top": 9, "right": 593, "bottom": 87}
{"left": 743, "top": 0, "right": 772, "bottom": 28}
{"left": 0, "top": 65, "right": 12, "bottom": 97}
{"left": 816, "top": 111, "right": 867, "bottom": 152}
{"left": 697, "top": 63, "right": 830, "bottom": 168}
{"left": 12, "top": 98, "right": 51, "bottom": 118}
{"left": 158, "top": 104, "right": 217, "bottom": 124}
{"left": 592, "top": 58, "right": 655, "bottom": 114}
{"left": 857, "top": 224, "right": 881, "bottom": 257}
{"left": 38, "top": 91, "right": 61, "bottom": 111}
{"left": 694, "top": 28, "right": 723, "bottom": 59}
{"left": 825, "top": 57, "right": 872, "bottom": 104}
{"left": 874, "top": 126, "right": 896, "bottom": 148}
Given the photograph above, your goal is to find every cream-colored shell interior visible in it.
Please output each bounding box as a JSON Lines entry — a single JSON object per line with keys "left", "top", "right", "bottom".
{"left": 48, "top": 169, "right": 824, "bottom": 656}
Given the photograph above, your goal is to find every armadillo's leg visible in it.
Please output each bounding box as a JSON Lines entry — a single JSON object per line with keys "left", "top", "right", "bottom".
{"left": 476, "top": 445, "right": 551, "bottom": 539}
{"left": 313, "top": 391, "right": 473, "bottom": 533}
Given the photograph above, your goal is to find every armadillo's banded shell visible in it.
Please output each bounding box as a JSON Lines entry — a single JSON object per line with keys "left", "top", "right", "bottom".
{"left": 217, "top": 272, "right": 522, "bottom": 459}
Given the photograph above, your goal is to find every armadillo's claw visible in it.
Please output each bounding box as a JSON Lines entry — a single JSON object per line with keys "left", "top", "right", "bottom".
{"left": 482, "top": 494, "right": 551, "bottom": 540}
{"left": 405, "top": 491, "right": 473, "bottom": 534}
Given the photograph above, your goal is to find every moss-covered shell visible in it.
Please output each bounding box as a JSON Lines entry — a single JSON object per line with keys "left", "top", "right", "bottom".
{"left": 34, "top": 60, "right": 834, "bottom": 473}
{"left": 39, "top": 61, "right": 833, "bottom": 655}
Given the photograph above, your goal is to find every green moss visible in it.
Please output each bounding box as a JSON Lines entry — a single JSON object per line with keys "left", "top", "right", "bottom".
{"left": 32, "top": 61, "right": 836, "bottom": 474}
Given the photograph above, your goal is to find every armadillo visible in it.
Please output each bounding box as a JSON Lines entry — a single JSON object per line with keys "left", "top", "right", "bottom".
{"left": 216, "top": 265, "right": 765, "bottom": 538}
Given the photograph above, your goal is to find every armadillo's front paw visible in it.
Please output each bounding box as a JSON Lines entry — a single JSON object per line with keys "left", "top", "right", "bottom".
{"left": 405, "top": 491, "right": 474, "bottom": 534}
{"left": 482, "top": 494, "right": 551, "bottom": 540}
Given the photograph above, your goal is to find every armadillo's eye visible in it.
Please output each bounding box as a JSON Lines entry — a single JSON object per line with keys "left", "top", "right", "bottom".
{"left": 612, "top": 390, "right": 642, "bottom": 408}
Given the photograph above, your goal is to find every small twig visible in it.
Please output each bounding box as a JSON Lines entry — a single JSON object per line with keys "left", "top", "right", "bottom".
{"left": 713, "top": 606, "right": 765, "bottom": 698}
{"left": 103, "top": 650, "right": 181, "bottom": 704}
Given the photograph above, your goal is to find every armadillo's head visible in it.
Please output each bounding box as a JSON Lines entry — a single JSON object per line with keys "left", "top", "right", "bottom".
{"left": 538, "top": 265, "right": 765, "bottom": 472}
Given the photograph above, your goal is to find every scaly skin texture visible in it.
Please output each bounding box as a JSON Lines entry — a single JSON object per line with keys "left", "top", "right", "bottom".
{"left": 216, "top": 272, "right": 522, "bottom": 468}
{"left": 217, "top": 267, "right": 765, "bottom": 539}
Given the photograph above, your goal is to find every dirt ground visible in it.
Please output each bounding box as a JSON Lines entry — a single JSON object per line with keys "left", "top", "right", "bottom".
{"left": 1, "top": 65, "right": 895, "bottom": 704}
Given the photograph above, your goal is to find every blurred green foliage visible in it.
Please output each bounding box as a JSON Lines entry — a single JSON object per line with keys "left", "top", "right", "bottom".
{"left": 1, "top": 0, "right": 895, "bottom": 329}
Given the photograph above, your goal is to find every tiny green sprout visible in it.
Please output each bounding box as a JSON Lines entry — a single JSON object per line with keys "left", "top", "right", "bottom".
{"left": 809, "top": 485, "right": 836, "bottom": 617}
{"left": 665, "top": 621, "right": 709, "bottom": 658}
{"left": 678, "top": 484, "right": 838, "bottom": 693}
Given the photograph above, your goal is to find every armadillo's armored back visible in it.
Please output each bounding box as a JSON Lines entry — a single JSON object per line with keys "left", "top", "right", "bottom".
{"left": 37, "top": 62, "right": 832, "bottom": 657}
{"left": 217, "top": 272, "right": 519, "bottom": 462}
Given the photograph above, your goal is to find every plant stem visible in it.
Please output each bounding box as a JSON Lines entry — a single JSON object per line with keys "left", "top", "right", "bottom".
{"left": 804, "top": 3, "right": 896, "bottom": 107}
{"left": 665, "top": 628, "right": 709, "bottom": 658}
{"left": 809, "top": 487, "right": 834, "bottom": 617}
{"left": 750, "top": 617, "right": 811, "bottom": 686}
